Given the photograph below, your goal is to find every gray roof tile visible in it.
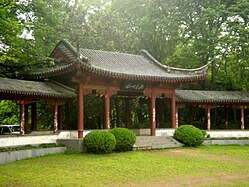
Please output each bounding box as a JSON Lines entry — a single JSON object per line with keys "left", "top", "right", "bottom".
{"left": 22, "top": 40, "right": 209, "bottom": 82}
{"left": 176, "top": 90, "right": 249, "bottom": 104}
{"left": 0, "top": 77, "right": 76, "bottom": 99}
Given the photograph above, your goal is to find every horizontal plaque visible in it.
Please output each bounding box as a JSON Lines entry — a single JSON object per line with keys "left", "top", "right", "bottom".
{"left": 121, "top": 82, "right": 145, "bottom": 91}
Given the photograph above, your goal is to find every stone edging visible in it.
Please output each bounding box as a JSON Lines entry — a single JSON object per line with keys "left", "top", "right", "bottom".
{"left": 0, "top": 147, "right": 66, "bottom": 164}
{"left": 203, "top": 140, "right": 249, "bottom": 146}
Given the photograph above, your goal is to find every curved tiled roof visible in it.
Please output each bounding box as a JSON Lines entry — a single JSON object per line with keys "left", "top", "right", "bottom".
{"left": 176, "top": 90, "right": 249, "bottom": 104}
{"left": 0, "top": 77, "right": 76, "bottom": 99}
{"left": 23, "top": 40, "right": 209, "bottom": 82}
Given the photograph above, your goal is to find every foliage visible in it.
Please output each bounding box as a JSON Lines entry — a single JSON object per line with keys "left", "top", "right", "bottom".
{"left": 36, "top": 103, "right": 53, "bottom": 130}
{"left": 173, "top": 125, "right": 204, "bottom": 147}
{"left": 201, "top": 130, "right": 207, "bottom": 138}
{"left": 0, "top": 100, "right": 19, "bottom": 124}
{"left": 83, "top": 130, "right": 116, "bottom": 153}
{"left": 1, "top": 0, "right": 249, "bottom": 129}
{"left": 1, "top": 0, "right": 249, "bottom": 90}
{"left": 110, "top": 128, "right": 136, "bottom": 151}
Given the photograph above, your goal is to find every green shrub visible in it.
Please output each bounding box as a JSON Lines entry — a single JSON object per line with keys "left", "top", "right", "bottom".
{"left": 201, "top": 130, "right": 207, "bottom": 138}
{"left": 83, "top": 131, "right": 116, "bottom": 153}
{"left": 110, "top": 128, "right": 136, "bottom": 152}
{"left": 173, "top": 125, "right": 204, "bottom": 147}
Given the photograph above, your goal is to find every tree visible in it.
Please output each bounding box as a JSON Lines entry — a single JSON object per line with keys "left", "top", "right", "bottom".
{"left": 0, "top": 0, "right": 30, "bottom": 77}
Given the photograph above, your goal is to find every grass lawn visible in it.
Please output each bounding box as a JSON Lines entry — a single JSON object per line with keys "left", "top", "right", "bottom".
{"left": 1, "top": 145, "right": 249, "bottom": 187}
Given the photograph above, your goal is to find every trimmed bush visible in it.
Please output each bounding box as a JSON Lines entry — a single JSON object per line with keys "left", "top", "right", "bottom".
{"left": 173, "top": 125, "right": 204, "bottom": 147}
{"left": 83, "top": 131, "right": 116, "bottom": 153}
{"left": 201, "top": 130, "right": 207, "bottom": 138}
{"left": 110, "top": 128, "right": 136, "bottom": 152}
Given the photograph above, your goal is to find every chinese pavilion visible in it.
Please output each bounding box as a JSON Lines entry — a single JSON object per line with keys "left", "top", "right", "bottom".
{"left": 17, "top": 39, "right": 209, "bottom": 138}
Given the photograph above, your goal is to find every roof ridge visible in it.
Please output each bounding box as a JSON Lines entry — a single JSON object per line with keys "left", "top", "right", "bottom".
{"left": 51, "top": 39, "right": 89, "bottom": 62}
{"left": 79, "top": 48, "right": 143, "bottom": 58}
{"left": 49, "top": 80, "right": 76, "bottom": 92}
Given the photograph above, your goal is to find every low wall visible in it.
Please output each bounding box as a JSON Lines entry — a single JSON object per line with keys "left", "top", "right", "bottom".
{"left": 1, "top": 129, "right": 249, "bottom": 150}
{"left": 206, "top": 130, "right": 249, "bottom": 138}
{"left": 0, "top": 147, "right": 66, "bottom": 164}
{"left": 203, "top": 140, "right": 249, "bottom": 146}
{"left": 156, "top": 129, "right": 175, "bottom": 136}
{"left": 0, "top": 135, "right": 57, "bottom": 148}
{"left": 57, "top": 130, "right": 92, "bottom": 139}
{"left": 131, "top": 129, "right": 151, "bottom": 136}
{"left": 156, "top": 129, "right": 249, "bottom": 138}
{"left": 57, "top": 139, "right": 84, "bottom": 152}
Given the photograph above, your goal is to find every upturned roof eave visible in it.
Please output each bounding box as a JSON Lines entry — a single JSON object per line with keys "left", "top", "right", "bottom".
{"left": 22, "top": 39, "right": 209, "bottom": 82}
{"left": 21, "top": 60, "right": 206, "bottom": 83}
{"left": 81, "top": 62, "right": 206, "bottom": 83}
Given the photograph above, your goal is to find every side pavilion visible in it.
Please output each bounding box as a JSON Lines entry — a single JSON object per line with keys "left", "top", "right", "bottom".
{"left": 21, "top": 40, "right": 209, "bottom": 138}
{"left": 176, "top": 90, "right": 249, "bottom": 130}
{"left": 0, "top": 77, "right": 76, "bottom": 134}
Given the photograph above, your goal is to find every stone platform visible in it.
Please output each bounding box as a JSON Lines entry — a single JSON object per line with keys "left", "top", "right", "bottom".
{"left": 134, "top": 136, "right": 182, "bottom": 150}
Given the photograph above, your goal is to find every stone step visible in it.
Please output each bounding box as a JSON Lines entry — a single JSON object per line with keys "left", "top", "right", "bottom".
{"left": 134, "top": 136, "right": 182, "bottom": 150}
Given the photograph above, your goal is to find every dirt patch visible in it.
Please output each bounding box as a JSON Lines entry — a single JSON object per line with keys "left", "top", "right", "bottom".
{"left": 115, "top": 174, "right": 249, "bottom": 187}
{"left": 145, "top": 149, "right": 249, "bottom": 165}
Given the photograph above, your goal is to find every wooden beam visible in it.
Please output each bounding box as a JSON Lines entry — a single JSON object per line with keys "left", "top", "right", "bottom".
{"left": 44, "top": 99, "right": 65, "bottom": 106}
{"left": 199, "top": 104, "right": 217, "bottom": 109}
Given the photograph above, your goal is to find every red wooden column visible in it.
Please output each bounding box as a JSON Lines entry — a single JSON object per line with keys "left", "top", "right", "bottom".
{"left": 189, "top": 107, "right": 193, "bottom": 125}
{"left": 78, "top": 83, "right": 84, "bottom": 138}
{"left": 104, "top": 86, "right": 110, "bottom": 129}
{"left": 150, "top": 91, "right": 156, "bottom": 136}
{"left": 125, "top": 98, "right": 131, "bottom": 128}
{"left": 20, "top": 100, "right": 25, "bottom": 135}
{"left": 58, "top": 105, "right": 64, "bottom": 130}
{"left": 241, "top": 108, "right": 245, "bottom": 130}
{"left": 171, "top": 90, "right": 176, "bottom": 128}
{"left": 175, "top": 106, "right": 179, "bottom": 128}
{"left": 207, "top": 106, "right": 211, "bottom": 130}
{"left": 24, "top": 104, "right": 29, "bottom": 133}
{"left": 54, "top": 100, "right": 58, "bottom": 133}
{"left": 225, "top": 108, "right": 229, "bottom": 129}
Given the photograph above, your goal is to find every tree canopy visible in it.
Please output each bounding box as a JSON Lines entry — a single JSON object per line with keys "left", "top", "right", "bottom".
{"left": 1, "top": 0, "right": 249, "bottom": 90}
{"left": 0, "top": 0, "right": 249, "bottom": 130}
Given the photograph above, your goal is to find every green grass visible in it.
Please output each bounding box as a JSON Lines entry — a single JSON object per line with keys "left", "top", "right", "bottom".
{"left": 1, "top": 145, "right": 249, "bottom": 186}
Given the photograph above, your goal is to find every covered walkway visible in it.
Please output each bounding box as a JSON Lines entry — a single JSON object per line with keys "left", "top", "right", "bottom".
{"left": 176, "top": 90, "right": 249, "bottom": 130}
{"left": 0, "top": 77, "right": 76, "bottom": 134}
